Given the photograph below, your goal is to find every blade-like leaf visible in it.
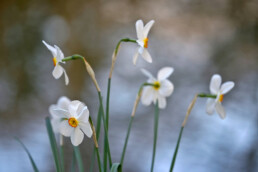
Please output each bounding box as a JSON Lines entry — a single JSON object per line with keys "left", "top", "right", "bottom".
{"left": 110, "top": 163, "right": 122, "bottom": 172}
{"left": 70, "top": 149, "right": 76, "bottom": 172}
{"left": 73, "top": 146, "right": 84, "bottom": 172}
{"left": 15, "top": 137, "right": 39, "bottom": 172}
{"left": 45, "top": 117, "right": 62, "bottom": 172}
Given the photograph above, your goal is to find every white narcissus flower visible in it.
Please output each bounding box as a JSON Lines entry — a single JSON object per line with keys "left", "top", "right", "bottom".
{"left": 51, "top": 100, "right": 93, "bottom": 146}
{"left": 133, "top": 19, "right": 155, "bottom": 65}
{"left": 206, "top": 74, "right": 235, "bottom": 119}
{"left": 141, "top": 67, "right": 174, "bottom": 109}
{"left": 42, "top": 40, "right": 69, "bottom": 85}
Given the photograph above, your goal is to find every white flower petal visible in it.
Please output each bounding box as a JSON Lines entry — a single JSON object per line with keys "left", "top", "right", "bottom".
{"left": 69, "top": 100, "right": 82, "bottom": 117}
{"left": 210, "top": 74, "right": 222, "bottom": 94}
{"left": 79, "top": 123, "right": 93, "bottom": 138}
{"left": 141, "top": 49, "right": 152, "bottom": 63}
{"left": 158, "top": 96, "right": 166, "bottom": 109}
{"left": 52, "top": 65, "right": 64, "bottom": 79}
{"left": 63, "top": 69, "right": 69, "bottom": 85}
{"left": 215, "top": 103, "right": 226, "bottom": 119}
{"left": 141, "top": 87, "right": 154, "bottom": 106}
{"left": 71, "top": 127, "right": 84, "bottom": 146}
{"left": 77, "top": 107, "right": 89, "bottom": 123}
{"left": 49, "top": 105, "right": 58, "bottom": 118}
{"left": 157, "top": 67, "right": 174, "bottom": 81}
{"left": 42, "top": 40, "right": 57, "bottom": 57}
{"left": 136, "top": 20, "right": 144, "bottom": 40}
{"left": 221, "top": 81, "right": 234, "bottom": 94}
{"left": 143, "top": 20, "right": 155, "bottom": 38}
{"left": 51, "top": 118, "right": 61, "bottom": 133}
{"left": 59, "top": 120, "right": 73, "bottom": 137}
{"left": 133, "top": 49, "right": 139, "bottom": 65}
{"left": 141, "top": 68, "right": 154, "bottom": 79}
{"left": 159, "top": 80, "right": 174, "bottom": 97}
{"left": 52, "top": 109, "right": 70, "bottom": 118}
{"left": 136, "top": 40, "right": 144, "bottom": 48}
{"left": 57, "top": 96, "right": 70, "bottom": 110}
{"left": 138, "top": 46, "right": 144, "bottom": 54}
{"left": 206, "top": 98, "right": 215, "bottom": 115}
{"left": 54, "top": 45, "right": 64, "bottom": 62}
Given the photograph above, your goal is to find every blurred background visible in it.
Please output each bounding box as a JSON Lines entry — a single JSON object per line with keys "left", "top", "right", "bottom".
{"left": 0, "top": 0, "right": 258, "bottom": 171}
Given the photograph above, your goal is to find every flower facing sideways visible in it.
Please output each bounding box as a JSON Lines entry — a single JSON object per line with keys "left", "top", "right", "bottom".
{"left": 206, "top": 74, "right": 235, "bottom": 119}
{"left": 133, "top": 19, "right": 155, "bottom": 65}
{"left": 141, "top": 67, "right": 174, "bottom": 109}
{"left": 51, "top": 100, "right": 93, "bottom": 146}
{"left": 42, "top": 40, "right": 69, "bottom": 85}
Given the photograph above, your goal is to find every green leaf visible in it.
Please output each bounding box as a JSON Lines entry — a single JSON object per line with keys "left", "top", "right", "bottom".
{"left": 151, "top": 101, "right": 159, "bottom": 172}
{"left": 70, "top": 150, "right": 76, "bottom": 172}
{"left": 15, "top": 137, "right": 39, "bottom": 172}
{"left": 98, "top": 92, "right": 112, "bottom": 169}
{"left": 90, "top": 104, "right": 102, "bottom": 172}
{"left": 45, "top": 117, "right": 62, "bottom": 172}
{"left": 169, "top": 126, "right": 184, "bottom": 172}
{"left": 104, "top": 78, "right": 111, "bottom": 172}
{"left": 110, "top": 163, "right": 122, "bottom": 172}
{"left": 60, "top": 144, "right": 64, "bottom": 172}
{"left": 73, "top": 146, "right": 84, "bottom": 172}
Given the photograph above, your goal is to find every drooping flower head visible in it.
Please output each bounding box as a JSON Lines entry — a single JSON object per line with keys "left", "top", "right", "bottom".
{"left": 50, "top": 100, "right": 93, "bottom": 146}
{"left": 133, "top": 19, "right": 155, "bottom": 65}
{"left": 141, "top": 67, "right": 174, "bottom": 109}
{"left": 42, "top": 40, "right": 69, "bottom": 85}
{"left": 206, "top": 74, "right": 235, "bottom": 119}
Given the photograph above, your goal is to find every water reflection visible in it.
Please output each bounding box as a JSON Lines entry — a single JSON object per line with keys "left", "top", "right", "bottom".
{"left": 0, "top": 0, "right": 257, "bottom": 171}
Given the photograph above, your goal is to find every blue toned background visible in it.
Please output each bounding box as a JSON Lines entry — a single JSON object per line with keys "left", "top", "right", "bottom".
{"left": 0, "top": 0, "right": 257, "bottom": 171}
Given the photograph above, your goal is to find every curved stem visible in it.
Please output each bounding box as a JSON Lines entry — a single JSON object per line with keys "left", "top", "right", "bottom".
{"left": 104, "top": 38, "right": 136, "bottom": 171}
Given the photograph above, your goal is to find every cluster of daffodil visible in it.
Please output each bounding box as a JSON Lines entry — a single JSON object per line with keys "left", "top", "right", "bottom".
{"left": 18, "top": 19, "right": 235, "bottom": 172}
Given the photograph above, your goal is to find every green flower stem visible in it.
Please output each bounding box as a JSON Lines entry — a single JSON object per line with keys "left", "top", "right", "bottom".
{"left": 169, "top": 126, "right": 184, "bottom": 172}
{"left": 90, "top": 105, "right": 102, "bottom": 172}
{"left": 151, "top": 101, "right": 159, "bottom": 172}
{"left": 198, "top": 93, "right": 216, "bottom": 99}
{"left": 104, "top": 78, "right": 111, "bottom": 172}
{"left": 62, "top": 55, "right": 101, "bottom": 92}
{"left": 109, "top": 38, "right": 137, "bottom": 79}
{"left": 63, "top": 55, "right": 109, "bottom": 170}
{"left": 89, "top": 116, "right": 103, "bottom": 172}
{"left": 105, "top": 38, "right": 136, "bottom": 171}
{"left": 120, "top": 82, "right": 155, "bottom": 167}
{"left": 114, "top": 38, "right": 137, "bottom": 57}
{"left": 98, "top": 91, "right": 113, "bottom": 170}
{"left": 169, "top": 93, "right": 215, "bottom": 171}
{"left": 120, "top": 116, "right": 134, "bottom": 166}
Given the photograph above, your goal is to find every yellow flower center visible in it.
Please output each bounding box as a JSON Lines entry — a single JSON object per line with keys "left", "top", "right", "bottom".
{"left": 68, "top": 117, "right": 79, "bottom": 128}
{"left": 153, "top": 81, "right": 160, "bottom": 90}
{"left": 143, "top": 37, "right": 149, "bottom": 48}
{"left": 52, "top": 57, "right": 57, "bottom": 66}
{"left": 219, "top": 94, "right": 224, "bottom": 102}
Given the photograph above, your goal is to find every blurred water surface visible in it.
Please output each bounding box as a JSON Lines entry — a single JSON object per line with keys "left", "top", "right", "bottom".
{"left": 0, "top": 0, "right": 258, "bottom": 171}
